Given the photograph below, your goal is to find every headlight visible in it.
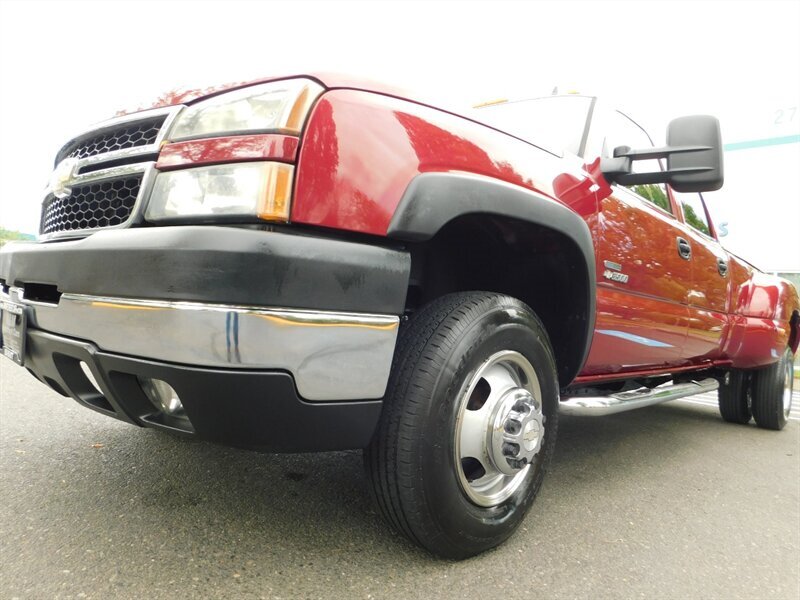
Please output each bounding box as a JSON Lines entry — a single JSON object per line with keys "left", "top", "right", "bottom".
{"left": 168, "top": 78, "right": 323, "bottom": 141}
{"left": 145, "top": 162, "right": 293, "bottom": 222}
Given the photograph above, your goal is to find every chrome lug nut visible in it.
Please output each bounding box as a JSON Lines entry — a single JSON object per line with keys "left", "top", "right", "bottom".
{"left": 512, "top": 400, "right": 531, "bottom": 414}
{"left": 506, "top": 457, "right": 528, "bottom": 470}
{"left": 502, "top": 442, "right": 520, "bottom": 457}
{"left": 504, "top": 419, "right": 522, "bottom": 434}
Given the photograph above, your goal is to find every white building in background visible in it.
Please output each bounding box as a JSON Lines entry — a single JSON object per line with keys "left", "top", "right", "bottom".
{"left": 703, "top": 102, "right": 800, "bottom": 292}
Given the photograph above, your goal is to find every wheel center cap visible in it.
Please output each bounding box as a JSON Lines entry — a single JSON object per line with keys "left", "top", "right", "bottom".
{"left": 522, "top": 419, "right": 541, "bottom": 451}
{"left": 489, "top": 388, "right": 546, "bottom": 475}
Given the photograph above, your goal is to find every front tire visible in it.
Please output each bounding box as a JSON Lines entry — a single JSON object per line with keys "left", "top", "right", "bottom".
{"left": 364, "top": 292, "right": 559, "bottom": 559}
{"left": 751, "top": 347, "right": 795, "bottom": 431}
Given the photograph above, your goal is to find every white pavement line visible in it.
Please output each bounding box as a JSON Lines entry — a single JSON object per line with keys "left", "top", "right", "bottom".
{"left": 673, "top": 398, "right": 800, "bottom": 421}
{"left": 678, "top": 401, "right": 800, "bottom": 416}
{"left": 676, "top": 398, "right": 719, "bottom": 408}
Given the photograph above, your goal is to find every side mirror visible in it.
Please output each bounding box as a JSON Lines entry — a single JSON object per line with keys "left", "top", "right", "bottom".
{"left": 601, "top": 115, "right": 724, "bottom": 192}
{"left": 666, "top": 116, "right": 724, "bottom": 192}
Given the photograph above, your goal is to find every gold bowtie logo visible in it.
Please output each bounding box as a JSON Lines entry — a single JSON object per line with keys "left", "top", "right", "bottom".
{"left": 48, "top": 157, "right": 80, "bottom": 199}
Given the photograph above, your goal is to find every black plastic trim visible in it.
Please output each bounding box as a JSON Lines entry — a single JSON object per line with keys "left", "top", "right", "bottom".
{"left": 387, "top": 171, "right": 596, "bottom": 381}
{"left": 0, "top": 226, "right": 410, "bottom": 315}
{"left": 22, "top": 330, "right": 382, "bottom": 452}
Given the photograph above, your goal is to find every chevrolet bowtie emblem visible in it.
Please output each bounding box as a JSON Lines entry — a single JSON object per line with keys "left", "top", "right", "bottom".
{"left": 48, "top": 157, "right": 80, "bottom": 199}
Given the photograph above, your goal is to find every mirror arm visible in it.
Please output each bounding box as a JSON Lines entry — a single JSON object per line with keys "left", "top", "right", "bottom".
{"left": 613, "top": 166, "right": 714, "bottom": 186}
{"left": 599, "top": 155, "right": 632, "bottom": 179}
{"left": 615, "top": 144, "right": 712, "bottom": 160}
{"left": 600, "top": 141, "right": 719, "bottom": 186}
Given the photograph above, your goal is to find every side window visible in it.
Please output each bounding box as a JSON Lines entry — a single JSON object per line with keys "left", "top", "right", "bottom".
{"left": 603, "top": 111, "right": 672, "bottom": 214}
{"left": 674, "top": 191, "right": 712, "bottom": 237}
{"left": 631, "top": 184, "right": 671, "bottom": 213}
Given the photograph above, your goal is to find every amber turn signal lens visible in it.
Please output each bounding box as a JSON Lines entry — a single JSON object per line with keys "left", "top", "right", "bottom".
{"left": 257, "top": 163, "right": 294, "bottom": 222}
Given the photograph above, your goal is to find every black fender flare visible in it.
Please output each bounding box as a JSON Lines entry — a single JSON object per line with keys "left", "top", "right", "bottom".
{"left": 387, "top": 171, "right": 596, "bottom": 384}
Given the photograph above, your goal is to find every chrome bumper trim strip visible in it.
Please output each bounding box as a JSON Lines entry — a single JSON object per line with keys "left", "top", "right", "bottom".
{"left": 5, "top": 288, "right": 399, "bottom": 401}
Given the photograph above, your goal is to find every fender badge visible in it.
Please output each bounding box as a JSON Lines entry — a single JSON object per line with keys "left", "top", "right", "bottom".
{"left": 603, "top": 270, "right": 629, "bottom": 283}
{"left": 603, "top": 260, "right": 629, "bottom": 283}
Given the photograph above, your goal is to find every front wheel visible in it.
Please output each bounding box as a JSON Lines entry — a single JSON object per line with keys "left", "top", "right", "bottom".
{"left": 364, "top": 292, "right": 559, "bottom": 559}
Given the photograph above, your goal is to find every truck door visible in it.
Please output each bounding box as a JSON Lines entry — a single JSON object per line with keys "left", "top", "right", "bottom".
{"left": 672, "top": 190, "right": 730, "bottom": 360}
{"left": 580, "top": 108, "right": 691, "bottom": 375}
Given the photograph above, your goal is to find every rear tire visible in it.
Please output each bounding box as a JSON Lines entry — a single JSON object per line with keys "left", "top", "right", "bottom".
{"left": 751, "top": 348, "right": 794, "bottom": 431}
{"left": 364, "top": 292, "right": 559, "bottom": 559}
{"left": 718, "top": 370, "right": 752, "bottom": 424}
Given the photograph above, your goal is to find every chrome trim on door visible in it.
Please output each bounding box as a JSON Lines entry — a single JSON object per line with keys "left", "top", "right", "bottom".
{"left": 6, "top": 287, "right": 399, "bottom": 401}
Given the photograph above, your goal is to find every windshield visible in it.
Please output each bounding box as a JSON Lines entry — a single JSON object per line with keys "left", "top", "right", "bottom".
{"left": 473, "top": 96, "right": 593, "bottom": 156}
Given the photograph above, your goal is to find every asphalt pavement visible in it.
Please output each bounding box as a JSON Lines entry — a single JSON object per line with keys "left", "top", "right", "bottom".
{"left": 1, "top": 359, "right": 799, "bottom": 600}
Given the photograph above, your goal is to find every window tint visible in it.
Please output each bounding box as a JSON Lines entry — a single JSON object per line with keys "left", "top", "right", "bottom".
{"left": 604, "top": 111, "right": 672, "bottom": 214}
{"left": 474, "top": 96, "right": 592, "bottom": 156}
{"left": 675, "top": 191, "right": 712, "bottom": 236}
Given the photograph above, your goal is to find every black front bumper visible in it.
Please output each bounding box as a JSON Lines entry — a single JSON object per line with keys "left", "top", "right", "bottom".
{"left": 1, "top": 226, "right": 410, "bottom": 452}
{"left": 0, "top": 225, "right": 410, "bottom": 314}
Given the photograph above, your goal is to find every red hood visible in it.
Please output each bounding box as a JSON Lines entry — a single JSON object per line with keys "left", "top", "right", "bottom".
{"left": 115, "top": 72, "right": 419, "bottom": 116}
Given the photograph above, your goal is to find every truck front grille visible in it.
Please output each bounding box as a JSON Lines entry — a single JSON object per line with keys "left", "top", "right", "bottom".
{"left": 40, "top": 174, "right": 143, "bottom": 235}
{"left": 55, "top": 116, "right": 166, "bottom": 164}
{"left": 39, "top": 106, "right": 181, "bottom": 239}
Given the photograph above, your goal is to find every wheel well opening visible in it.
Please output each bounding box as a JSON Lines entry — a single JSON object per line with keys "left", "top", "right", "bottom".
{"left": 404, "top": 214, "right": 591, "bottom": 386}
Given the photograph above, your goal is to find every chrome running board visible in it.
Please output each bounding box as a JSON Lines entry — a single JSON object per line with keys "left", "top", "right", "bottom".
{"left": 559, "top": 378, "right": 720, "bottom": 416}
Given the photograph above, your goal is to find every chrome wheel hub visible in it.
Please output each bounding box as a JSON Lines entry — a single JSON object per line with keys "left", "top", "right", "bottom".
{"left": 455, "top": 350, "right": 544, "bottom": 507}
{"left": 489, "top": 388, "right": 544, "bottom": 475}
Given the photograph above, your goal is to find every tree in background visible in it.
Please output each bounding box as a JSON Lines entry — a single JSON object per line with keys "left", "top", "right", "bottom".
{"left": 0, "top": 227, "right": 35, "bottom": 247}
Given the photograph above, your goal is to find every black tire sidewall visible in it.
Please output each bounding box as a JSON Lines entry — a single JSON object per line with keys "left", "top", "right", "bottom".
{"left": 752, "top": 347, "right": 793, "bottom": 430}
{"left": 417, "top": 303, "right": 558, "bottom": 550}
{"left": 718, "top": 370, "right": 751, "bottom": 424}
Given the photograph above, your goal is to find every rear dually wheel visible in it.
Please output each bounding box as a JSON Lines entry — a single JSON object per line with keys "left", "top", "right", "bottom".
{"left": 718, "top": 370, "right": 752, "bottom": 424}
{"left": 751, "top": 348, "right": 795, "bottom": 431}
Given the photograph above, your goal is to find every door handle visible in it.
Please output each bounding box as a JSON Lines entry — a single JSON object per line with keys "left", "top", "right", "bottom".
{"left": 677, "top": 237, "right": 692, "bottom": 260}
{"left": 717, "top": 257, "right": 728, "bottom": 277}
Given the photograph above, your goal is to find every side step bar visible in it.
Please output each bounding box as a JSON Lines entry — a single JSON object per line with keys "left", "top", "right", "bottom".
{"left": 559, "top": 378, "right": 720, "bottom": 417}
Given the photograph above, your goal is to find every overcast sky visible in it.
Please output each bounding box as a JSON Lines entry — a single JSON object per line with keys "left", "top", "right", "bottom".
{"left": 0, "top": 0, "right": 798, "bottom": 270}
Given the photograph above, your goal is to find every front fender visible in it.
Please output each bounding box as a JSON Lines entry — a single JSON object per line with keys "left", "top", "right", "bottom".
{"left": 388, "top": 171, "right": 597, "bottom": 385}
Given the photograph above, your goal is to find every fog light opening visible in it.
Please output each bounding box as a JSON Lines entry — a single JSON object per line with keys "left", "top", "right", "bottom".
{"left": 138, "top": 377, "right": 186, "bottom": 418}
{"left": 79, "top": 361, "right": 102, "bottom": 394}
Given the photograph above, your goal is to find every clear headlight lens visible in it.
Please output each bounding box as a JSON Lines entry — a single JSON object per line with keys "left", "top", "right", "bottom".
{"left": 168, "top": 78, "right": 323, "bottom": 141}
{"left": 145, "top": 162, "right": 293, "bottom": 222}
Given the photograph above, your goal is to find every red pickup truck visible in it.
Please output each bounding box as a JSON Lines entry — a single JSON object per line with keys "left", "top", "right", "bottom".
{"left": 1, "top": 74, "right": 797, "bottom": 559}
